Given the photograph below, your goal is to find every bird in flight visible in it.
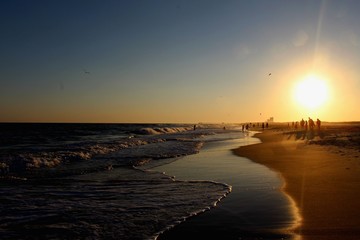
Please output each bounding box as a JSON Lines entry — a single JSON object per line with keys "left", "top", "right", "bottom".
{"left": 82, "top": 68, "right": 90, "bottom": 74}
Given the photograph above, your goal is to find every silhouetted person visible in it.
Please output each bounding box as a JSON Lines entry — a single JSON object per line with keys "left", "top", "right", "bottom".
{"left": 308, "top": 117, "right": 315, "bottom": 130}
{"left": 300, "top": 118, "right": 305, "bottom": 128}
{"left": 262, "top": 122, "right": 265, "bottom": 129}
{"left": 316, "top": 118, "right": 321, "bottom": 130}
{"left": 193, "top": 125, "right": 196, "bottom": 131}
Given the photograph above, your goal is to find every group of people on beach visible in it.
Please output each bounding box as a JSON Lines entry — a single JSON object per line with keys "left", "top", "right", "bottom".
{"left": 241, "top": 122, "right": 269, "bottom": 132}
{"left": 291, "top": 117, "right": 321, "bottom": 130}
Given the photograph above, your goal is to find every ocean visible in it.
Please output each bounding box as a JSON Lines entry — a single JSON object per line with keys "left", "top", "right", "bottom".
{"left": 0, "top": 123, "right": 241, "bottom": 239}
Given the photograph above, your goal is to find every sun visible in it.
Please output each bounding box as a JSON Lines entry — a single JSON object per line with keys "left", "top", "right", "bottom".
{"left": 293, "top": 74, "right": 329, "bottom": 110}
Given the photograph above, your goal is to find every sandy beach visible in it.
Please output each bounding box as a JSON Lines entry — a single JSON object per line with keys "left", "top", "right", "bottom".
{"left": 234, "top": 123, "right": 360, "bottom": 240}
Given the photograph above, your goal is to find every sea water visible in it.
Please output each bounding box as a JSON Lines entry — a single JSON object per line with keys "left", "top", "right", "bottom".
{"left": 0, "top": 123, "right": 299, "bottom": 239}
{"left": 0, "top": 123, "right": 236, "bottom": 239}
{"left": 151, "top": 132, "right": 300, "bottom": 239}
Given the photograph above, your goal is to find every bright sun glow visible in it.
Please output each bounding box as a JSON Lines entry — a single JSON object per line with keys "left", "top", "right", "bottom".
{"left": 294, "top": 75, "right": 329, "bottom": 110}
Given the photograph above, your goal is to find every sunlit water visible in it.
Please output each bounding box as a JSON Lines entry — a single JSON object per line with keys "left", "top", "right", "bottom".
{"left": 151, "top": 132, "right": 300, "bottom": 239}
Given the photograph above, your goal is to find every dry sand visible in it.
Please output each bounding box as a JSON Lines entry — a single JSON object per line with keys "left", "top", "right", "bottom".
{"left": 234, "top": 123, "right": 360, "bottom": 240}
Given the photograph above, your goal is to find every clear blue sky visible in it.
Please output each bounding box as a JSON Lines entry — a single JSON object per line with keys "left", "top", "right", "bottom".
{"left": 1, "top": 0, "right": 360, "bottom": 123}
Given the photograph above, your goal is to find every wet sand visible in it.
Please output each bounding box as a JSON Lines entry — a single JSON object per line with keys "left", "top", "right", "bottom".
{"left": 234, "top": 123, "right": 360, "bottom": 240}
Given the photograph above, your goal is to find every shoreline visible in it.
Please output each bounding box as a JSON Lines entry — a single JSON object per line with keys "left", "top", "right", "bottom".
{"left": 233, "top": 126, "right": 360, "bottom": 239}
{"left": 155, "top": 132, "right": 298, "bottom": 239}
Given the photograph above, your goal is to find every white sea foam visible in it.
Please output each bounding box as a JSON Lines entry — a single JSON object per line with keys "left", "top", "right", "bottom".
{"left": 135, "top": 127, "right": 192, "bottom": 135}
{"left": 0, "top": 125, "right": 218, "bottom": 178}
